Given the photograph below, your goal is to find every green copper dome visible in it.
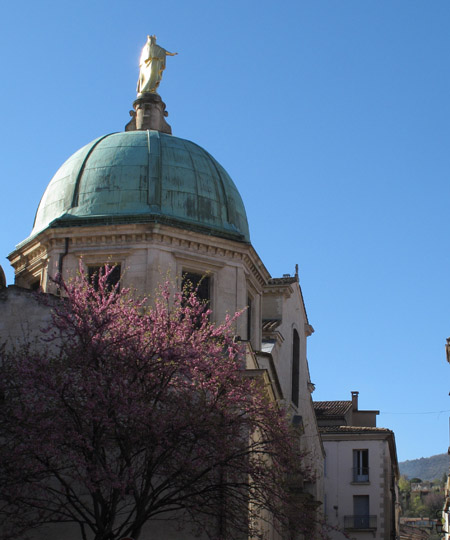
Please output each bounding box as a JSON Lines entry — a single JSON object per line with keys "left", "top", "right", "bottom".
{"left": 31, "top": 131, "right": 250, "bottom": 243}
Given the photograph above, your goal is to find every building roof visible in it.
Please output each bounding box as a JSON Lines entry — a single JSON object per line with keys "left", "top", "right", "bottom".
{"left": 261, "top": 341, "right": 276, "bottom": 354}
{"left": 28, "top": 131, "right": 250, "bottom": 245}
{"left": 313, "top": 400, "right": 352, "bottom": 418}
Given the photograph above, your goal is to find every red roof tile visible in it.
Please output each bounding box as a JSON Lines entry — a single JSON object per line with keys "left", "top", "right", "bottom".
{"left": 313, "top": 400, "right": 352, "bottom": 418}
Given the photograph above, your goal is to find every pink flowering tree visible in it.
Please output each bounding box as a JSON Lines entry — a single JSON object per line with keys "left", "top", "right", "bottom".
{"left": 0, "top": 267, "right": 316, "bottom": 540}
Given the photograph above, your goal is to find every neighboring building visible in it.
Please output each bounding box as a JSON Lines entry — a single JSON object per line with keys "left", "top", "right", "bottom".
{"left": 314, "top": 392, "right": 400, "bottom": 540}
{"left": 442, "top": 474, "right": 450, "bottom": 539}
{"left": 399, "top": 517, "right": 443, "bottom": 539}
{"left": 0, "top": 43, "right": 324, "bottom": 539}
{"left": 400, "top": 517, "right": 433, "bottom": 531}
{"left": 399, "top": 520, "right": 430, "bottom": 540}
{"left": 445, "top": 339, "right": 450, "bottom": 539}
{"left": 410, "top": 481, "right": 441, "bottom": 494}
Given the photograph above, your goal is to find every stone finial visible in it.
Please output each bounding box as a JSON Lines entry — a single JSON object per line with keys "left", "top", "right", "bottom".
{"left": 125, "top": 93, "right": 172, "bottom": 134}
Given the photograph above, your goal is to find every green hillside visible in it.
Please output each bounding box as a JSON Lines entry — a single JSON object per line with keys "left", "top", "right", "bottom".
{"left": 399, "top": 453, "right": 449, "bottom": 481}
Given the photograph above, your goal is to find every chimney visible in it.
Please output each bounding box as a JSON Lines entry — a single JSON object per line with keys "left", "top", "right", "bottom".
{"left": 351, "top": 391, "right": 359, "bottom": 411}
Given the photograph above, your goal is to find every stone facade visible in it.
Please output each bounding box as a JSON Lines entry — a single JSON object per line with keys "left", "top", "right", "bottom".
{"left": 314, "top": 394, "right": 400, "bottom": 540}
{"left": 0, "top": 95, "right": 326, "bottom": 539}
{"left": 0, "top": 285, "right": 55, "bottom": 349}
{"left": 1, "top": 217, "right": 325, "bottom": 539}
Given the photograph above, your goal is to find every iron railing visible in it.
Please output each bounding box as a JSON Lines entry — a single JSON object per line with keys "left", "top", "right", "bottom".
{"left": 344, "top": 515, "right": 377, "bottom": 530}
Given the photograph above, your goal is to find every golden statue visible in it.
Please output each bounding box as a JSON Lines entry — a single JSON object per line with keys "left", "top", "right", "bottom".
{"left": 137, "top": 35, "right": 177, "bottom": 95}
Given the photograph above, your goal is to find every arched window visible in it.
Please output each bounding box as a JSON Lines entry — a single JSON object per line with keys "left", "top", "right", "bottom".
{"left": 291, "top": 329, "right": 300, "bottom": 407}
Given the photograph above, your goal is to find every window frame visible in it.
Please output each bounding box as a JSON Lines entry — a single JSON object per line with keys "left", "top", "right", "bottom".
{"left": 181, "top": 270, "right": 212, "bottom": 307}
{"left": 87, "top": 264, "right": 122, "bottom": 291}
{"left": 352, "top": 449, "right": 369, "bottom": 483}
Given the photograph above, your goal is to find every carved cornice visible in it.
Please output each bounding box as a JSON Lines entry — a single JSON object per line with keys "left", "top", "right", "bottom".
{"left": 262, "top": 284, "right": 294, "bottom": 298}
{"left": 9, "top": 223, "right": 271, "bottom": 288}
{"left": 9, "top": 243, "right": 49, "bottom": 277}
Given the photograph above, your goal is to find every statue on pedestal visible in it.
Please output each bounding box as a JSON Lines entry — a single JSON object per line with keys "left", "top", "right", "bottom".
{"left": 137, "top": 35, "right": 177, "bottom": 95}
{"left": 126, "top": 35, "right": 176, "bottom": 133}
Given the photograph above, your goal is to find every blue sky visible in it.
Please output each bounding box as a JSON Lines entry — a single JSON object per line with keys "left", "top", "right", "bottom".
{"left": 1, "top": 0, "right": 450, "bottom": 463}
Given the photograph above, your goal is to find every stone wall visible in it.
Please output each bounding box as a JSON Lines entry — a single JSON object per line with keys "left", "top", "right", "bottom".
{"left": 0, "top": 286, "right": 57, "bottom": 350}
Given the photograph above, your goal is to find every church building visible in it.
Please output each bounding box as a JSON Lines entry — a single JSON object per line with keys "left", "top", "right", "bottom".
{"left": 0, "top": 37, "right": 324, "bottom": 539}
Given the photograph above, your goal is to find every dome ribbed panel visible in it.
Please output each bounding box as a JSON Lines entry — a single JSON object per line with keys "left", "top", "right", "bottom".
{"left": 30, "top": 131, "right": 250, "bottom": 243}
{"left": 32, "top": 137, "right": 103, "bottom": 234}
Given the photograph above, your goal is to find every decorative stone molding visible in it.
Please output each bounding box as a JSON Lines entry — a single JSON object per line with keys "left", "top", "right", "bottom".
{"left": 263, "top": 284, "right": 294, "bottom": 298}
{"left": 8, "top": 222, "right": 270, "bottom": 291}
{"left": 304, "top": 323, "right": 315, "bottom": 336}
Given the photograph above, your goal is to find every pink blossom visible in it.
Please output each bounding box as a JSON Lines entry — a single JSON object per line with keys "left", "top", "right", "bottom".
{"left": 0, "top": 265, "right": 322, "bottom": 540}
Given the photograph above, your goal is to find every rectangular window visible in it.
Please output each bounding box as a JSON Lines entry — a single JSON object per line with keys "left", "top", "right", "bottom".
{"left": 353, "top": 449, "right": 369, "bottom": 482}
{"left": 182, "top": 272, "right": 211, "bottom": 305}
{"left": 88, "top": 265, "right": 121, "bottom": 291}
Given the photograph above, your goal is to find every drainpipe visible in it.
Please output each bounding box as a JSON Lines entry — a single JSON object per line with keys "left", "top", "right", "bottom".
{"left": 57, "top": 238, "right": 70, "bottom": 293}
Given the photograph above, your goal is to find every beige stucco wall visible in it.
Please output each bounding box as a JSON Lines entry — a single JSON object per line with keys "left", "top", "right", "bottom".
{"left": 322, "top": 436, "right": 395, "bottom": 540}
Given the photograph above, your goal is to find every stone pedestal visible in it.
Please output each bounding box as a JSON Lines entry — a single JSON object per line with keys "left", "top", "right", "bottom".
{"left": 125, "top": 93, "right": 172, "bottom": 134}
